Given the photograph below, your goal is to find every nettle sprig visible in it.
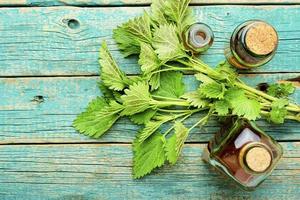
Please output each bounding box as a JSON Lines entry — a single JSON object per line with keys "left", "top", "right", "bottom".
{"left": 74, "top": 0, "right": 300, "bottom": 178}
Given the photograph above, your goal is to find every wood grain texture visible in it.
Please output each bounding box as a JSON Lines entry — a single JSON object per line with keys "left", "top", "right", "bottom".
{"left": 1, "top": 0, "right": 300, "bottom": 6}
{"left": 0, "top": 143, "right": 299, "bottom": 200}
{"left": 1, "top": 73, "right": 299, "bottom": 144}
{"left": 0, "top": 6, "right": 300, "bottom": 76}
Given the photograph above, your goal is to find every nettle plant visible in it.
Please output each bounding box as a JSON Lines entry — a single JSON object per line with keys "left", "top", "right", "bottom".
{"left": 74, "top": 0, "right": 300, "bottom": 178}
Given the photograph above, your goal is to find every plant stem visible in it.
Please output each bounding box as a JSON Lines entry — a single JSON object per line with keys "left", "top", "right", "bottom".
{"left": 163, "top": 113, "right": 193, "bottom": 137}
{"left": 158, "top": 108, "right": 191, "bottom": 113}
{"left": 163, "top": 63, "right": 194, "bottom": 71}
{"left": 188, "top": 115, "right": 209, "bottom": 132}
{"left": 151, "top": 66, "right": 194, "bottom": 77}
{"left": 236, "top": 81, "right": 300, "bottom": 113}
{"left": 155, "top": 100, "right": 190, "bottom": 107}
{"left": 152, "top": 95, "right": 183, "bottom": 102}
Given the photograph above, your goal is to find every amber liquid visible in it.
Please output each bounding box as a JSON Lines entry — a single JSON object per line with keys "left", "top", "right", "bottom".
{"left": 214, "top": 125, "right": 272, "bottom": 183}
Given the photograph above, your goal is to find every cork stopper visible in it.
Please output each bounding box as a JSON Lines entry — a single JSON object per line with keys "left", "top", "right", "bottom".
{"left": 239, "top": 142, "right": 272, "bottom": 173}
{"left": 245, "top": 146, "right": 272, "bottom": 173}
{"left": 245, "top": 22, "right": 278, "bottom": 56}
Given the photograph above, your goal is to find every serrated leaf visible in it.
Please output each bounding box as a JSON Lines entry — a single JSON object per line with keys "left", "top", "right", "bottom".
{"left": 165, "top": 122, "right": 189, "bottom": 164}
{"left": 153, "top": 24, "right": 186, "bottom": 61}
{"left": 153, "top": 71, "right": 185, "bottom": 98}
{"left": 97, "top": 81, "right": 114, "bottom": 100}
{"left": 124, "top": 11, "right": 152, "bottom": 44}
{"left": 199, "top": 82, "right": 226, "bottom": 99}
{"left": 215, "top": 100, "right": 230, "bottom": 116}
{"left": 133, "top": 132, "right": 166, "bottom": 179}
{"left": 231, "top": 98, "right": 261, "bottom": 120}
{"left": 139, "top": 42, "right": 161, "bottom": 74}
{"left": 150, "top": 0, "right": 169, "bottom": 25}
{"left": 224, "top": 88, "right": 261, "bottom": 120}
{"left": 181, "top": 91, "right": 209, "bottom": 108}
{"left": 224, "top": 87, "right": 245, "bottom": 101}
{"left": 149, "top": 72, "right": 161, "bottom": 91}
{"left": 269, "top": 107, "right": 287, "bottom": 124}
{"left": 73, "top": 97, "right": 123, "bottom": 138}
{"left": 99, "top": 41, "right": 130, "bottom": 91}
{"left": 164, "top": 0, "right": 194, "bottom": 31}
{"left": 267, "top": 83, "right": 296, "bottom": 98}
{"left": 121, "top": 81, "right": 154, "bottom": 116}
{"left": 130, "top": 109, "right": 157, "bottom": 125}
{"left": 113, "top": 26, "right": 140, "bottom": 57}
{"left": 138, "top": 115, "right": 173, "bottom": 143}
{"left": 113, "top": 12, "right": 152, "bottom": 57}
{"left": 269, "top": 99, "right": 289, "bottom": 124}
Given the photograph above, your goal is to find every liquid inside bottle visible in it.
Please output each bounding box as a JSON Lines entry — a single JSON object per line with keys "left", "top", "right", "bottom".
{"left": 225, "top": 20, "right": 278, "bottom": 69}
{"left": 203, "top": 118, "right": 283, "bottom": 190}
{"left": 183, "top": 23, "right": 214, "bottom": 54}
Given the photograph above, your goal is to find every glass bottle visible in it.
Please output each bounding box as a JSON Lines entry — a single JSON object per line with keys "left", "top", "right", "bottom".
{"left": 202, "top": 118, "right": 283, "bottom": 190}
{"left": 225, "top": 20, "right": 278, "bottom": 69}
{"left": 183, "top": 22, "right": 214, "bottom": 54}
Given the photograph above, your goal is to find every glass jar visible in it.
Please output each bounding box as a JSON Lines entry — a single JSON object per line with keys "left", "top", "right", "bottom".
{"left": 183, "top": 22, "right": 214, "bottom": 54}
{"left": 202, "top": 118, "right": 283, "bottom": 190}
{"left": 225, "top": 20, "right": 278, "bottom": 69}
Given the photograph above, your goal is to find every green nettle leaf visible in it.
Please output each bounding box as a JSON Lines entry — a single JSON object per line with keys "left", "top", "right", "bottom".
{"left": 133, "top": 132, "right": 166, "bottom": 179}
{"left": 267, "top": 83, "right": 296, "bottom": 98}
{"left": 224, "top": 87, "right": 245, "bottom": 101}
{"left": 121, "top": 81, "right": 155, "bottom": 116}
{"left": 269, "top": 99, "right": 289, "bottom": 124}
{"left": 99, "top": 41, "right": 130, "bottom": 91}
{"left": 199, "top": 82, "right": 226, "bottom": 99}
{"left": 113, "top": 26, "right": 140, "bottom": 57}
{"left": 149, "top": 72, "right": 161, "bottom": 91}
{"left": 224, "top": 87, "right": 262, "bottom": 120}
{"left": 153, "top": 24, "right": 186, "bottom": 61}
{"left": 130, "top": 109, "right": 157, "bottom": 125}
{"left": 124, "top": 12, "right": 153, "bottom": 44}
{"left": 73, "top": 97, "right": 123, "bottom": 138}
{"left": 138, "top": 115, "right": 173, "bottom": 143}
{"left": 181, "top": 91, "right": 209, "bottom": 108}
{"left": 165, "top": 122, "right": 189, "bottom": 164}
{"left": 150, "top": 0, "right": 169, "bottom": 25}
{"left": 215, "top": 100, "right": 230, "bottom": 116}
{"left": 153, "top": 71, "right": 185, "bottom": 98}
{"left": 139, "top": 42, "right": 161, "bottom": 74}
{"left": 113, "top": 12, "right": 152, "bottom": 57}
{"left": 232, "top": 98, "right": 261, "bottom": 120}
{"left": 97, "top": 81, "right": 115, "bottom": 100}
{"left": 164, "top": 0, "right": 194, "bottom": 31}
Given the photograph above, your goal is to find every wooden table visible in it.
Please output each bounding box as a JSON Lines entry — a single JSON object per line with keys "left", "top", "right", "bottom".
{"left": 1, "top": 0, "right": 299, "bottom": 199}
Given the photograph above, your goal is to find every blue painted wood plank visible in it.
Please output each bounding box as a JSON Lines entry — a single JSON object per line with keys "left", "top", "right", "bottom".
{"left": 0, "top": 143, "right": 299, "bottom": 199}
{"left": 0, "top": 6, "right": 300, "bottom": 76}
{"left": 0, "top": 73, "right": 299, "bottom": 144}
{"left": 1, "top": 0, "right": 300, "bottom": 6}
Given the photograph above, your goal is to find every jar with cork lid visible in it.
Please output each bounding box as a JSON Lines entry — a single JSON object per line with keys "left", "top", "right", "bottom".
{"left": 225, "top": 20, "right": 279, "bottom": 69}
{"left": 202, "top": 118, "right": 283, "bottom": 190}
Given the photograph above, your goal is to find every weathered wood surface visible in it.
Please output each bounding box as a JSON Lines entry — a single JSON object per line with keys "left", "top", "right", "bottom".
{"left": 0, "top": 6, "right": 300, "bottom": 76}
{"left": 0, "top": 143, "right": 299, "bottom": 200}
{"left": 1, "top": 2, "right": 300, "bottom": 199}
{"left": 1, "top": 73, "right": 299, "bottom": 144}
{"left": 1, "top": 0, "right": 300, "bottom": 6}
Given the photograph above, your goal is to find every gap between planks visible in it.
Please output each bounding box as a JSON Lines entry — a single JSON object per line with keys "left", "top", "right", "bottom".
{"left": 1, "top": 71, "right": 300, "bottom": 79}
{"left": 1, "top": 1, "right": 300, "bottom": 7}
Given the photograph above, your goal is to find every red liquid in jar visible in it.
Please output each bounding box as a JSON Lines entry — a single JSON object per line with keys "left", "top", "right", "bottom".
{"left": 215, "top": 126, "right": 271, "bottom": 183}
